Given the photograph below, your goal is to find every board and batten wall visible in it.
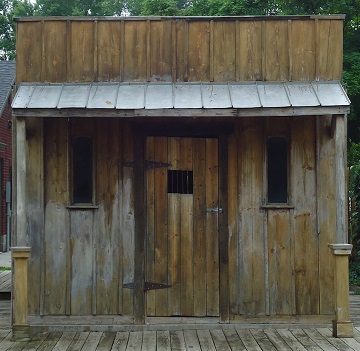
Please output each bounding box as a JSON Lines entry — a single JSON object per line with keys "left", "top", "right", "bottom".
{"left": 15, "top": 16, "right": 343, "bottom": 84}
{"left": 24, "top": 116, "right": 335, "bottom": 319}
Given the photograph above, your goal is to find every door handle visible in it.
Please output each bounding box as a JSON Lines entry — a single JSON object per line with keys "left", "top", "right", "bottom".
{"left": 207, "top": 208, "right": 223, "bottom": 214}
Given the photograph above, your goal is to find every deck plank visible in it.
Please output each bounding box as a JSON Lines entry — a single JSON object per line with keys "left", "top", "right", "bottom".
{"left": 169, "top": 330, "right": 186, "bottom": 350}
{"left": 110, "top": 332, "right": 129, "bottom": 351}
{"left": 316, "top": 328, "right": 354, "bottom": 351}
{"left": 303, "top": 328, "right": 339, "bottom": 351}
{"left": 52, "top": 331, "right": 76, "bottom": 351}
{"left": 263, "top": 330, "right": 292, "bottom": 351}
{"left": 126, "top": 331, "right": 143, "bottom": 351}
{"left": 156, "top": 331, "right": 171, "bottom": 351}
{"left": 81, "top": 332, "right": 102, "bottom": 351}
{"left": 236, "top": 329, "right": 262, "bottom": 351}
{"left": 67, "top": 332, "right": 90, "bottom": 351}
{"left": 96, "top": 332, "right": 117, "bottom": 351}
{"left": 183, "top": 330, "right": 201, "bottom": 351}
{"left": 141, "top": 331, "right": 156, "bottom": 351}
{"left": 197, "top": 330, "right": 216, "bottom": 351}
{"left": 276, "top": 329, "right": 307, "bottom": 351}
{"left": 289, "top": 328, "right": 323, "bottom": 350}
{"left": 223, "top": 329, "right": 247, "bottom": 350}
{"left": 250, "top": 329, "right": 277, "bottom": 351}
{"left": 210, "top": 329, "right": 231, "bottom": 351}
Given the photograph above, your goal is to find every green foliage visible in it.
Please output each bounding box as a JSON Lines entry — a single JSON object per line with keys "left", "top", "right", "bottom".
{"left": 350, "top": 261, "right": 360, "bottom": 286}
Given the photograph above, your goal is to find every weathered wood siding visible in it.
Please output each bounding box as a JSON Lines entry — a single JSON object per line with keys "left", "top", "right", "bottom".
{"left": 15, "top": 17, "right": 343, "bottom": 83}
{"left": 25, "top": 116, "right": 335, "bottom": 318}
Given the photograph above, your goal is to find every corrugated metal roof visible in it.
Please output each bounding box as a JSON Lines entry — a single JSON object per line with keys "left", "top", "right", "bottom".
{"left": 12, "top": 82, "right": 350, "bottom": 112}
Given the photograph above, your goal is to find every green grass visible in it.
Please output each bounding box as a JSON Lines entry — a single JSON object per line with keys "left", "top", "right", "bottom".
{"left": 0, "top": 267, "right": 10, "bottom": 271}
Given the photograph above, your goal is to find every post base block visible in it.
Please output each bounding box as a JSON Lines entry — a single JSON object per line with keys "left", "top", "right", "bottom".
{"left": 332, "top": 320, "right": 353, "bottom": 338}
{"left": 12, "top": 325, "right": 30, "bottom": 341}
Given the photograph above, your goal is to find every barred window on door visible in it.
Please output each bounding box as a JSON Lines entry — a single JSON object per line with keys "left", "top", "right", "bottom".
{"left": 167, "top": 170, "right": 193, "bottom": 194}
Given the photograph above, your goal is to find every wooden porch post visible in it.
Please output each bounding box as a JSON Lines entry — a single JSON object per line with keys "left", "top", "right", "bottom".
{"left": 329, "top": 114, "right": 353, "bottom": 338}
{"left": 329, "top": 244, "right": 353, "bottom": 337}
{"left": 12, "top": 116, "right": 31, "bottom": 339}
{"left": 11, "top": 247, "right": 31, "bottom": 340}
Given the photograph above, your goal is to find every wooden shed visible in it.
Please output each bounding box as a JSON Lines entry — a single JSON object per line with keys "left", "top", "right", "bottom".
{"left": 11, "top": 15, "right": 353, "bottom": 338}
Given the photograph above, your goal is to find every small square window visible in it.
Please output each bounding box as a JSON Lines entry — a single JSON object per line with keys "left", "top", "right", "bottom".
{"left": 168, "top": 170, "right": 193, "bottom": 194}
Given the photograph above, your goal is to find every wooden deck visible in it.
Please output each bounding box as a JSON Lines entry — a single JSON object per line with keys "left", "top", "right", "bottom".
{"left": 0, "top": 296, "right": 359, "bottom": 349}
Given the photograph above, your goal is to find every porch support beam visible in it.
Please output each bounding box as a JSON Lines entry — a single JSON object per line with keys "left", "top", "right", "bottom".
{"left": 12, "top": 116, "right": 31, "bottom": 339}
{"left": 329, "top": 114, "right": 352, "bottom": 338}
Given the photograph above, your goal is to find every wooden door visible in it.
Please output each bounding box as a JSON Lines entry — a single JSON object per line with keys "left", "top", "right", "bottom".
{"left": 145, "top": 137, "right": 219, "bottom": 317}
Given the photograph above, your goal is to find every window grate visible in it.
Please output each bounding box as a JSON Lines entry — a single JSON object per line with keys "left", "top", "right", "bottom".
{"left": 168, "top": 170, "right": 193, "bottom": 194}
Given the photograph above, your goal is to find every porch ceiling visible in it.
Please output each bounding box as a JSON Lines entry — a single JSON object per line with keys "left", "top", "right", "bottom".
{"left": 12, "top": 81, "right": 350, "bottom": 117}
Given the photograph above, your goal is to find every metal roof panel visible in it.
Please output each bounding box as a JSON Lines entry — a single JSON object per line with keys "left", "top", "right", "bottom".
{"left": 87, "top": 84, "right": 118, "bottom": 109}
{"left": 57, "top": 84, "right": 91, "bottom": 108}
{"left": 145, "top": 84, "right": 173, "bottom": 109}
{"left": 202, "top": 84, "right": 232, "bottom": 108}
{"left": 285, "top": 83, "right": 320, "bottom": 106}
{"left": 28, "top": 85, "right": 63, "bottom": 108}
{"left": 174, "top": 84, "right": 202, "bottom": 108}
{"left": 12, "top": 84, "right": 35, "bottom": 109}
{"left": 229, "top": 84, "right": 261, "bottom": 108}
{"left": 116, "top": 84, "right": 145, "bottom": 109}
{"left": 312, "top": 82, "right": 350, "bottom": 106}
{"left": 257, "top": 83, "right": 291, "bottom": 107}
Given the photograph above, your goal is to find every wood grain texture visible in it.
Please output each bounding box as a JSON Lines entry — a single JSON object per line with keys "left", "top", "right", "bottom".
{"left": 26, "top": 118, "right": 44, "bottom": 316}
{"left": 44, "top": 118, "right": 69, "bottom": 315}
{"left": 291, "top": 117, "right": 319, "bottom": 315}
{"left": 317, "top": 116, "right": 335, "bottom": 314}
{"left": 16, "top": 17, "right": 344, "bottom": 83}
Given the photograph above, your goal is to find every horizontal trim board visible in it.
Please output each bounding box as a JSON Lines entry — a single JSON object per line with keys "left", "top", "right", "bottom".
{"left": 12, "top": 106, "right": 349, "bottom": 118}
{"left": 14, "top": 15, "right": 346, "bottom": 22}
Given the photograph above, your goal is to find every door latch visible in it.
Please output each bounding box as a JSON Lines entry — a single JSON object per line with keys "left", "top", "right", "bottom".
{"left": 207, "top": 208, "right": 223, "bottom": 214}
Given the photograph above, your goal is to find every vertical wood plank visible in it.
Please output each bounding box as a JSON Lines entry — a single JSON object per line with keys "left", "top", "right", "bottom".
{"left": 69, "top": 21, "right": 95, "bottom": 81}
{"left": 95, "top": 119, "right": 121, "bottom": 315}
{"left": 188, "top": 22, "right": 210, "bottom": 81}
{"left": 267, "top": 210, "right": 293, "bottom": 314}
{"left": 26, "top": 118, "right": 44, "bottom": 316}
{"left": 206, "top": 138, "right": 219, "bottom": 317}
{"left": 291, "top": 116, "right": 319, "bottom": 315}
{"left": 218, "top": 135, "right": 229, "bottom": 322}
{"left": 213, "top": 21, "right": 236, "bottom": 81}
{"left": 133, "top": 132, "right": 145, "bottom": 323}
{"left": 150, "top": 21, "right": 173, "bottom": 82}
{"left": 70, "top": 210, "right": 94, "bottom": 315}
{"left": 237, "top": 21, "right": 262, "bottom": 81}
{"left": 264, "top": 20, "right": 289, "bottom": 81}
{"left": 193, "top": 138, "right": 206, "bottom": 316}
{"left": 44, "top": 119, "right": 68, "bottom": 315}
{"left": 123, "top": 21, "right": 147, "bottom": 81}
{"left": 227, "top": 130, "right": 239, "bottom": 315}
{"left": 154, "top": 137, "right": 168, "bottom": 316}
{"left": 180, "top": 138, "right": 194, "bottom": 316}
{"left": 317, "top": 116, "right": 335, "bottom": 314}
{"left": 15, "top": 21, "right": 42, "bottom": 82}
{"left": 120, "top": 123, "right": 135, "bottom": 316}
{"left": 237, "top": 118, "right": 265, "bottom": 315}
{"left": 97, "top": 21, "right": 122, "bottom": 82}
{"left": 167, "top": 137, "right": 181, "bottom": 316}
{"left": 42, "top": 21, "right": 67, "bottom": 82}
{"left": 316, "top": 20, "right": 343, "bottom": 80}
{"left": 145, "top": 137, "right": 156, "bottom": 316}
{"left": 290, "top": 20, "right": 315, "bottom": 81}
